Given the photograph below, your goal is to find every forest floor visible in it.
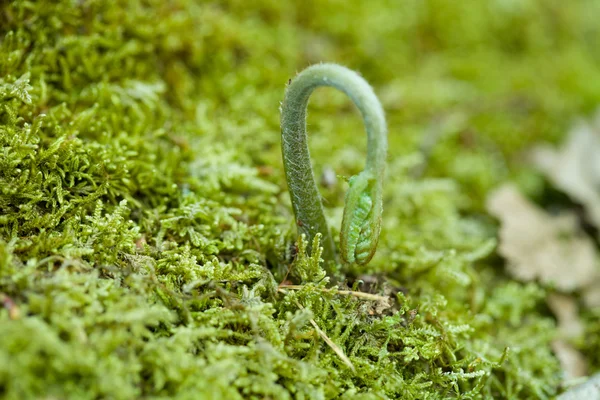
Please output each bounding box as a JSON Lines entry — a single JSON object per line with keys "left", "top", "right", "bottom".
{"left": 1, "top": 1, "right": 599, "bottom": 399}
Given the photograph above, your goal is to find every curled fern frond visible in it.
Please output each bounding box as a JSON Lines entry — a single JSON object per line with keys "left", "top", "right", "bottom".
{"left": 280, "top": 63, "right": 387, "bottom": 265}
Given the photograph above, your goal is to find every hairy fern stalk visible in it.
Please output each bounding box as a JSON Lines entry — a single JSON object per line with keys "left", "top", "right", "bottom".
{"left": 280, "top": 63, "right": 387, "bottom": 265}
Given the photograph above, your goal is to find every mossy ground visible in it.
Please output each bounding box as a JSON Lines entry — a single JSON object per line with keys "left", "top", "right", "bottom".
{"left": 1, "top": 1, "right": 599, "bottom": 399}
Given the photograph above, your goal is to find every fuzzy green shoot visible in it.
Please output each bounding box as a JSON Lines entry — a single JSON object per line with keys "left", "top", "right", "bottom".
{"left": 280, "top": 63, "right": 387, "bottom": 266}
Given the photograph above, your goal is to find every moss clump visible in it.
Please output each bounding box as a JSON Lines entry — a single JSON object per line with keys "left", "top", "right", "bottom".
{"left": 1, "top": 0, "right": 599, "bottom": 398}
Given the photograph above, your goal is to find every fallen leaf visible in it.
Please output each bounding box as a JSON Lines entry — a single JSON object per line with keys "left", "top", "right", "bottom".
{"left": 547, "top": 294, "right": 584, "bottom": 339}
{"left": 582, "top": 280, "right": 600, "bottom": 308}
{"left": 547, "top": 294, "right": 588, "bottom": 380}
{"left": 552, "top": 340, "right": 588, "bottom": 380}
{"left": 557, "top": 373, "right": 600, "bottom": 400}
{"left": 532, "top": 112, "right": 600, "bottom": 230}
{"left": 486, "top": 184, "right": 598, "bottom": 291}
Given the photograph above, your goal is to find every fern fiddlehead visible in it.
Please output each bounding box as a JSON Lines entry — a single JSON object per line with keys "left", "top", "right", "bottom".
{"left": 280, "top": 63, "right": 387, "bottom": 265}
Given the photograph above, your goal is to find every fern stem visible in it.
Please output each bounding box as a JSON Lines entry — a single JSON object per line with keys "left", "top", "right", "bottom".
{"left": 280, "top": 63, "right": 387, "bottom": 265}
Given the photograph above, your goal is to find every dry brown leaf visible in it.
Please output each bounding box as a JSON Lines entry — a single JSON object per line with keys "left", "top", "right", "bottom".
{"left": 552, "top": 340, "right": 588, "bottom": 380}
{"left": 486, "top": 184, "right": 598, "bottom": 291}
{"left": 547, "top": 294, "right": 588, "bottom": 380}
{"left": 547, "top": 294, "right": 584, "bottom": 339}
{"left": 583, "top": 280, "right": 600, "bottom": 308}
{"left": 532, "top": 112, "right": 600, "bottom": 230}
{"left": 557, "top": 373, "right": 600, "bottom": 400}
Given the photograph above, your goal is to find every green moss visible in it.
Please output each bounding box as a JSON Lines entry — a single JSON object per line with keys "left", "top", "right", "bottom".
{"left": 1, "top": 0, "right": 599, "bottom": 398}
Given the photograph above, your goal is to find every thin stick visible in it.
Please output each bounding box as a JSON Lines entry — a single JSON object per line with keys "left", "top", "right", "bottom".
{"left": 293, "top": 299, "right": 356, "bottom": 373}
{"left": 279, "top": 284, "right": 389, "bottom": 302}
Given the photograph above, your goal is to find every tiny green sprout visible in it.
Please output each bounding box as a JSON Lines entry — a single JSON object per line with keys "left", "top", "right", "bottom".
{"left": 280, "top": 63, "right": 388, "bottom": 265}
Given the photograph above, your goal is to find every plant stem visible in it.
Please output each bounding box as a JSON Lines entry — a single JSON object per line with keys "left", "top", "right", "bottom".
{"left": 280, "top": 63, "right": 387, "bottom": 265}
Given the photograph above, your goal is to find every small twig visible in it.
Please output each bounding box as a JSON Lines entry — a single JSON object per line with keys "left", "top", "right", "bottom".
{"left": 278, "top": 284, "right": 389, "bottom": 302}
{"left": 293, "top": 299, "right": 356, "bottom": 373}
